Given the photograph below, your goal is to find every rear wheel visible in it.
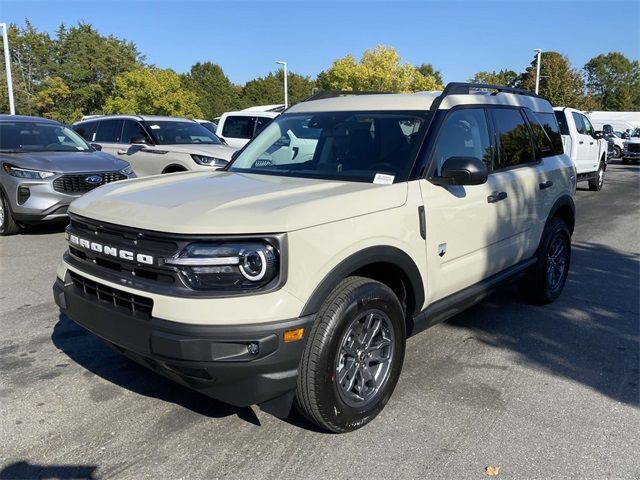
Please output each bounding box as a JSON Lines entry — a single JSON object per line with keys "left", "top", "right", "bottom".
{"left": 613, "top": 146, "right": 621, "bottom": 158}
{"left": 521, "top": 218, "right": 571, "bottom": 305}
{"left": 588, "top": 162, "right": 605, "bottom": 191}
{"left": 295, "top": 277, "right": 406, "bottom": 433}
{"left": 0, "top": 191, "right": 20, "bottom": 236}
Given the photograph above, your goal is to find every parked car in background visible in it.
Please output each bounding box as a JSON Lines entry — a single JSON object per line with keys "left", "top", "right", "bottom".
{"left": 216, "top": 110, "right": 280, "bottom": 148}
{"left": 621, "top": 127, "right": 640, "bottom": 164}
{"left": 194, "top": 119, "right": 218, "bottom": 135}
{"left": 554, "top": 107, "right": 608, "bottom": 191}
{"left": 0, "top": 115, "right": 134, "bottom": 235}
{"left": 73, "top": 115, "right": 237, "bottom": 177}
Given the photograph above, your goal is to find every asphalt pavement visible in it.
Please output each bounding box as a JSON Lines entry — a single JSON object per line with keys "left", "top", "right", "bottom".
{"left": 1, "top": 162, "right": 638, "bottom": 480}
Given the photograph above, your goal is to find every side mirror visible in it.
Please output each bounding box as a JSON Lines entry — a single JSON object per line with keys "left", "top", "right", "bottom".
{"left": 603, "top": 124, "right": 613, "bottom": 134}
{"left": 130, "top": 136, "right": 152, "bottom": 145}
{"left": 594, "top": 131, "right": 603, "bottom": 139}
{"left": 432, "top": 156, "right": 488, "bottom": 186}
{"left": 90, "top": 143, "right": 102, "bottom": 151}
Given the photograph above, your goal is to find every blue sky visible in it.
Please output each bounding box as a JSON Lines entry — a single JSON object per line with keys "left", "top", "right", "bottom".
{"left": 2, "top": 0, "right": 638, "bottom": 84}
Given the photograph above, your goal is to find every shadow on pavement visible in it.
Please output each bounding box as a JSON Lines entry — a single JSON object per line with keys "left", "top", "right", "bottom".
{"left": 51, "top": 314, "right": 261, "bottom": 426}
{"left": 18, "top": 221, "right": 68, "bottom": 236}
{"left": 0, "top": 461, "right": 97, "bottom": 480}
{"left": 446, "top": 242, "right": 639, "bottom": 406}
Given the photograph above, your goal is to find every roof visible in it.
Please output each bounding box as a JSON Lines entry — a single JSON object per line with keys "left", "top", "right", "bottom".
{"left": 0, "top": 114, "right": 61, "bottom": 124}
{"left": 240, "top": 104, "right": 286, "bottom": 112}
{"left": 288, "top": 89, "right": 554, "bottom": 114}
{"left": 220, "top": 110, "right": 281, "bottom": 118}
{"left": 75, "top": 114, "right": 196, "bottom": 124}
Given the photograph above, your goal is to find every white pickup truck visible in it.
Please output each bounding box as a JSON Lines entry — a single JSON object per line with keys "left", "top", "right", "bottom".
{"left": 621, "top": 128, "right": 640, "bottom": 164}
{"left": 554, "top": 107, "right": 608, "bottom": 191}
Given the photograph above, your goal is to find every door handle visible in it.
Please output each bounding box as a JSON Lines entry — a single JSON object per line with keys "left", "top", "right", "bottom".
{"left": 539, "top": 180, "right": 554, "bottom": 190}
{"left": 487, "top": 191, "right": 507, "bottom": 203}
{"left": 579, "top": 141, "right": 584, "bottom": 144}
{"left": 590, "top": 142, "right": 594, "bottom": 145}
{"left": 117, "top": 149, "right": 127, "bottom": 155}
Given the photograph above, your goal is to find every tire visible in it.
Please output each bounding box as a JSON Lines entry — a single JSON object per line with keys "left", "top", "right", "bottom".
{"left": 613, "top": 146, "right": 621, "bottom": 158}
{"left": 295, "top": 276, "right": 406, "bottom": 433}
{"left": 0, "top": 191, "right": 20, "bottom": 236}
{"left": 588, "top": 162, "right": 605, "bottom": 191}
{"left": 522, "top": 218, "right": 571, "bottom": 305}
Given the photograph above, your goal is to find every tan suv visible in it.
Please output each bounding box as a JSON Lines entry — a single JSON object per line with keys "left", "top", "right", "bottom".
{"left": 53, "top": 83, "right": 576, "bottom": 433}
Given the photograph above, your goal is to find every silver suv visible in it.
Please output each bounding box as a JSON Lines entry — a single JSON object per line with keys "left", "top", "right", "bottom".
{"left": 73, "top": 115, "right": 238, "bottom": 176}
{"left": 54, "top": 83, "right": 576, "bottom": 432}
{"left": 0, "top": 115, "right": 133, "bottom": 235}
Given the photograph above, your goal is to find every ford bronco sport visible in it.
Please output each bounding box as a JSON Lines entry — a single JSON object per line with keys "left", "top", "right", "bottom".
{"left": 53, "top": 83, "right": 576, "bottom": 433}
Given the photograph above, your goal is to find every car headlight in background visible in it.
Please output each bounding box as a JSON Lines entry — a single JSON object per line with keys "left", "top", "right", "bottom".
{"left": 120, "top": 165, "right": 135, "bottom": 177}
{"left": 3, "top": 164, "right": 55, "bottom": 179}
{"left": 164, "top": 241, "right": 279, "bottom": 291}
{"left": 190, "top": 154, "right": 228, "bottom": 167}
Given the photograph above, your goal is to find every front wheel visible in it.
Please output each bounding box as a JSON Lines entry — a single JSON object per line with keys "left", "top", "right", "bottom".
{"left": 295, "top": 277, "right": 406, "bottom": 433}
{"left": 613, "top": 146, "right": 621, "bottom": 158}
{"left": 521, "top": 218, "right": 571, "bottom": 305}
{"left": 588, "top": 162, "right": 605, "bottom": 191}
{"left": 0, "top": 191, "right": 20, "bottom": 236}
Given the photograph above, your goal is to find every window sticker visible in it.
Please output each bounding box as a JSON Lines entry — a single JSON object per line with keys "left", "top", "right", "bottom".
{"left": 149, "top": 124, "right": 160, "bottom": 129}
{"left": 373, "top": 173, "right": 395, "bottom": 184}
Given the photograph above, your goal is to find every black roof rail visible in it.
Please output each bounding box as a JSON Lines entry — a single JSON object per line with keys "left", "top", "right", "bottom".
{"left": 431, "top": 82, "right": 540, "bottom": 110}
{"left": 301, "top": 90, "right": 390, "bottom": 102}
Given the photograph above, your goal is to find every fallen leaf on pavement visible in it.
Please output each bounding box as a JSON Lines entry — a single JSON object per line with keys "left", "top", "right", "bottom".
{"left": 485, "top": 465, "right": 501, "bottom": 476}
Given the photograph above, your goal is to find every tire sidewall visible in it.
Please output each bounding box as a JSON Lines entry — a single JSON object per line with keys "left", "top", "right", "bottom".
{"left": 314, "top": 283, "right": 405, "bottom": 431}
{"left": 0, "top": 191, "right": 10, "bottom": 235}
{"left": 539, "top": 220, "right": 571, "bottom": 302}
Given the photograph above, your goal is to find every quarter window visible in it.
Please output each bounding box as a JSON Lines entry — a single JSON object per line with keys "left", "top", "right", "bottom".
{"left": 535, "top": 112, "right": 564, "bottom": 155}
{"left": 491, "top": 108, "right": 535, "bottom": 169}
{"left": 94, "top": 119, "right": 124, "bottom": 143}
{"left": 433, "top": 108, "right": 492, "bottom": 173}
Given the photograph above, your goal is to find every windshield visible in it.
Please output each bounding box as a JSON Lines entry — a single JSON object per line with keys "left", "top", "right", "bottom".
{"left": 228, "top": 111, "right": 431, "bottom": 183}
{"left": 0, "top": 121, "right": 92, "bottom": 153}
{"left": 630, "top": 128, "right": 640, "bottom": 137}
{"left": 144, "top": 120, "right": 223, "bottom": 145}
{"left": 199, "top": 121, "right": 218, "bottom": 134}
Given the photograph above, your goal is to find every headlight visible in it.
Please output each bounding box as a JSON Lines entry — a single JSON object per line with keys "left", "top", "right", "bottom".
{"left": 190, "top": 154, "right": 228, "bottom": 167}
{"left": 120, "top": 165, "right": 134, "bottom": 176}
{"left": 164, "top": 241, "right": 279, "bottom": 291}
{"left": 3, "top": 164, "right": 55, "bottom": 179}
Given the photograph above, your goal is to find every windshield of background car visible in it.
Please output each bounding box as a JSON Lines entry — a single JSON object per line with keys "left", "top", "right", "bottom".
{"left": 144, "top": 120, "right": 223, "bottom": 145}
{"left": 228, "top": 111, "right": 432, "bottom": 183}
{"left": 0, "top": 121, "right": 92, "bottom": 153}
{"left": 199, "top": 121, "right": 218, "bottom": 134}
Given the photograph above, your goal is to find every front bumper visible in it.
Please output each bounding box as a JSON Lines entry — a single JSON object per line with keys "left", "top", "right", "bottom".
{"left": 622, "top": 150, "right": 640, "bottom": 159}
{"left": 1, "top": 174, "right": 79, "bottom": 222}
{"left": 53, "top": 275, "right": 314, "bottom": 408}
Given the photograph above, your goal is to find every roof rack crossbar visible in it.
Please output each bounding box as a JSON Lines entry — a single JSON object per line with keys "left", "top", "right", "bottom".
{"left": 442, "top": 82, "right": 539, "bottom": 98}
{"left": 302, "top": 90, "right": 390, "bottom": 102}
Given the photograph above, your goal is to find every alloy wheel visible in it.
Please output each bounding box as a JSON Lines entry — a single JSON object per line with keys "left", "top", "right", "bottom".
{"left": 546, "top": 235, "right": 567, "bottom": 291}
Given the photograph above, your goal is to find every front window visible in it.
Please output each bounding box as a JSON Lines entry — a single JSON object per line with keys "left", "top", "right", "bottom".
{"left": 144, "top": 120, "right": 223, "bottom": 145}
{"left": 0, "top": 121, "right": 92, "bottom": 153}
{"left": 228, "top": 111, "right": 431, "bottom": 183}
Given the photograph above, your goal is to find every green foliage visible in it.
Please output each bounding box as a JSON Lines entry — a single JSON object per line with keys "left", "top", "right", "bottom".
{"left": 584, "top": 52, "right": 640, "bottom": 111}
{"left": 182, "top": 61, "right": 243, "bottom": 118}
{"left": 317, "top": 45, "right": 442, "bottom": 93}
{"left": 104, "top": 68, "right": 203, "bottom": 117}
{"left": 469, "top": 69, "right": 519, "bottom": 87}
{"left": 417, "top": 63, "right": 443, "bottom": 85}
{"left": 242, "top": 70, "right": 315, "bottom": 106}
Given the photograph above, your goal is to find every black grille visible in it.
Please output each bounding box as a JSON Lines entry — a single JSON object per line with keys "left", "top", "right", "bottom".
{"left": 627, "top": 143, "right": 640, "bottom": 153}
{"left": 53, "top": 172, "right": 126, "bottom": 194}
{"left": 69, "top": 271, "right": 153, "bottom": 318}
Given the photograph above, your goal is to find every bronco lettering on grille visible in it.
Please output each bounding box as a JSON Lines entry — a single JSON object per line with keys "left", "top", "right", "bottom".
{"left": 67, "top": 233, "right": 154, "bottom": 265}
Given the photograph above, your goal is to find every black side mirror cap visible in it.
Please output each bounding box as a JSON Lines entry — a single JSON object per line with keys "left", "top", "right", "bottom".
{"left": 603, "top": 124, "right": 613, "bottom": 134}
{"left": 431, "top": 156, "right": 488, "bottom": 186}
{"left": 130, "top": 136, "right": 152, "bottom": 145}
{"left": 594, "top": 131, "right": 604, "bottom": 139}
{"left": 90, "top": 143, "right": 102, "bottom": 151}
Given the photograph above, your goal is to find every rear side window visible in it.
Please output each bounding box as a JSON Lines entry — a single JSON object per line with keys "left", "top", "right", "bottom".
{"left": 490, "top": 108, "right": 534, "bottom": 169}
{"left": 121, "top": 120, "right": 149, "bottom": 144}
{"left": 554, "top": 111, "right": 570, "bottom": 136}
{"left": 534, "top": 112, "right": 564, "bottom": 155}
{"left": 73, "top": 121, "right": 98, "bottom": 142}
{"left": 524, "top": 110, "right": 562, "bottom": 158}
{"left": 94, "top": 119, "right": 124, "bottom": 143}
{"left": 222, "top": 116, "right": 254, "bottom": 139}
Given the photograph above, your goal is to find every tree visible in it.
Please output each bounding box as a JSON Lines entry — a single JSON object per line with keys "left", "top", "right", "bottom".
{"left": 417, "top": 63, "right": 443, "bottom": 85}
{"left": 519, "top": 52, "right": 586, "bottom": 108}
{"left": 584, "top": 52, "right": 640, "bottom": 111}
{"left": 242, "top": 70, "right": 315, "bottom": 106}
{"left": 104, "top": 68, "right": 202, "bottom": 117}
{"left": 469, "top": 69, "right": 518, "bottom": 87}
{"left": 182, "top": 61, "right": 242, "bottom": 118}
{"left": 317, "top": 45, "right": 442, "bottom": 93}
{"left": 35, "top": 76, "right": 78, "bottom": 122}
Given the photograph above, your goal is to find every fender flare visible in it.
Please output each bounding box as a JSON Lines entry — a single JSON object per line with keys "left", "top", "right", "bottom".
{"left": 162, "top": 164, "right": 189, "bottom": 174}
{"left": 546, "top": 194, "right": 575, "bottom": 235}
{"left": 299, "top": 246, "right": 425, "bottom": 317}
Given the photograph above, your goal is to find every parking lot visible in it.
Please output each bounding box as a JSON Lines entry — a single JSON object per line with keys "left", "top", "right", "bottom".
{"left": 0, "top": 161, "right": 638, "bottom": 479}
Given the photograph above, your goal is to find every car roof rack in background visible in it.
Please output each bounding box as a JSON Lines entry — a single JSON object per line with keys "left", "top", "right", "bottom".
{"left": 430, "top": 82, "right": 540, "bottom": 110}
{"left": 302, "top": 90, "right": 390, "bottom": 102}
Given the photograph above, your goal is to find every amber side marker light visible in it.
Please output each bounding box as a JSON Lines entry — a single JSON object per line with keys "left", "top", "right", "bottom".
{"left": 284, "top": 327, "right": 305, "bottom": 343}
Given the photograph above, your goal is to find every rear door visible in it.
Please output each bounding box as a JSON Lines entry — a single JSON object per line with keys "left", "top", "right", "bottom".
{"left": 117, "top": 120, "right": 157, "bottom": 176}
{"left": 93, "top": 119, "right": 124, "bottom": 157}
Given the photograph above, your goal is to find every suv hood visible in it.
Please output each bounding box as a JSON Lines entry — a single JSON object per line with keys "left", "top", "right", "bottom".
{"left": 69, "top": 171, "right": 408, "bottom": 234}
{"left": 160, "top": 143, "right": 237, "bottom": 160}
{"left": 0, "top": 151, "right": 129, "bottom": 173}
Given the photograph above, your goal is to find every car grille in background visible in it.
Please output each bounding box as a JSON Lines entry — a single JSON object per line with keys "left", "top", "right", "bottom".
{"left": 53, "top": 172, "right": 126, "bottom": 194}
{"left": 69, "top": 270, "right": 153, "bottom": 318}
{"left": 627, "top": 143, "right": 640, "bottom": 153}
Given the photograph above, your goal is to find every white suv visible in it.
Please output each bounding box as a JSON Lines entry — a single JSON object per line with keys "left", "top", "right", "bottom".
{"left": 73, "top": 115, "right": 238, "bottom": 176}
{"left": 54, "top": 83, "right": 576, "bottom": 433}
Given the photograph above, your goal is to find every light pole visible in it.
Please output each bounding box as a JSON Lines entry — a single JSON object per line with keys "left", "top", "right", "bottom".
{"left": 534, "top": 48, "right": 542, "bottom": 95}
{"left": 0, "top": 23, "right": 15, "bottom": 115}
{"left": 275, "top": 60, "right": 288, "bottom": 109}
